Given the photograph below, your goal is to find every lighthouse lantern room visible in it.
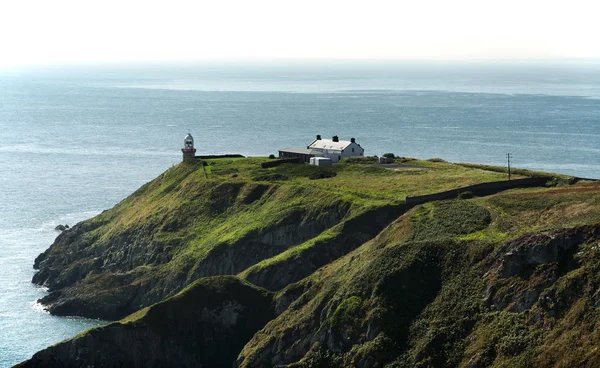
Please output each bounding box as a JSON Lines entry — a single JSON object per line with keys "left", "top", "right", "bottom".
{"left": 181, "top": 133, "right": 197, "bottom": 161}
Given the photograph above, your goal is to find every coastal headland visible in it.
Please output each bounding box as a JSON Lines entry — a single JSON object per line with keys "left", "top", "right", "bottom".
{"left": 19, "top": 156, "right": 600, "bottom": 367}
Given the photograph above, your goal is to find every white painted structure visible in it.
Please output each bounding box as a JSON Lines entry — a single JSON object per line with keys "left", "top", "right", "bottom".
{"left": 307, "top": 135, "right": 364, "bottom": 163}
{"left": 181, "top": 133, "right": 197, "bottom": 161}
{"left": 310, "top": 157, "right": 332, "bottom": 166}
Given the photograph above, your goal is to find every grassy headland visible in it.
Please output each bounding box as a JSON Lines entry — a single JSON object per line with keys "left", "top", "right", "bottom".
{"left": 32, "top": 156, "right": 518, "bottom": 319}
{"left": 23, "top": 156, "right": 600, "bottom": 368}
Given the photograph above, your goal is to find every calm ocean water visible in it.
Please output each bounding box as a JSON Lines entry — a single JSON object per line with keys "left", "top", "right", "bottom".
{"left": 1, "top": 61, "right": 599, "bottom": 366}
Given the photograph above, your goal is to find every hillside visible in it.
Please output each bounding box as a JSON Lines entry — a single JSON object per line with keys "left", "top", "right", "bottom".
{"left": 21, "top": 157, "right": 600, "bottom": 367}
{"left": 30, "top": 157, "right": 514, "bottom": 320}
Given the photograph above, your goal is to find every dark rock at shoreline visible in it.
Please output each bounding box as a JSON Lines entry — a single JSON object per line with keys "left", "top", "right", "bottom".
{"left": 54, "top": 224, "right": 69, "bottom": 231}
{"left": 18, "top": 276, "right": 275, "bottom": 368}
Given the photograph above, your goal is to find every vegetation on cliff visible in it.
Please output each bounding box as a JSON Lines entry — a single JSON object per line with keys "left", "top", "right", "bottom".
{"left": 23, "top": 157, "right": 600, "bottom": 367}
{"left": 31, "top": 157, "right": 511, "bottom": 319}
{"left": 236, "top": 182, "right": 600, "bottom": 367}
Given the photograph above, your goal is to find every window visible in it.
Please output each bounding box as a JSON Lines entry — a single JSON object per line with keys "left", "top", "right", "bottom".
{"left": 352, "top": 148, "right": 355, "bottom": 152}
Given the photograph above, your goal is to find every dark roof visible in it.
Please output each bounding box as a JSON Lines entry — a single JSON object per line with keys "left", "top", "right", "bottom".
{"left": 278, "top": 148, "right": 318, "bottom": 155}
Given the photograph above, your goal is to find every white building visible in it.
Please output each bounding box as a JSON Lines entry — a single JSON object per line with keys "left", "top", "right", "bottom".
{"left": 307, "top": 135, "right": 364, "bottom": 163}
{"left": 279, "top": 135, "right": 364, "bottom": 163}
{"left": 309, "top": 157, "right": 332, "bottom": 166}
{"left": 181, "top": 133, "right": 197, "bottom": 161}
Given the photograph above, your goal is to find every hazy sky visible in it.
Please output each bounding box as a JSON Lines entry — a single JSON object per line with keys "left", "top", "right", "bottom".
{"left": 1, "top": 0, "right": 598, "bottom": 67}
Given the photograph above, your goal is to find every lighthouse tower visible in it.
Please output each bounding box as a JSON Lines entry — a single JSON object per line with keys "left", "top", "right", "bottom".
{"left": 181, "top": 133, "right": 197, "bottom": 161}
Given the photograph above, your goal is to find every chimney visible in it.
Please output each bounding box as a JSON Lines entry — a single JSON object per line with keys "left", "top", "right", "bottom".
{"left": 350, "top": 138, "right": 355, "bottom": 143}
{"left": 316, "top": 134, "right": 321, "bottom": 140}
{"left": 332, "top": 135, "right": 339, "bottom": 142}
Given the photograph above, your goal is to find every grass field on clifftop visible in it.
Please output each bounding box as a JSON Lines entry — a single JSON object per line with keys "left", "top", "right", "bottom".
{"left": 205, "top": 156, "right": 521, "bottom": 201}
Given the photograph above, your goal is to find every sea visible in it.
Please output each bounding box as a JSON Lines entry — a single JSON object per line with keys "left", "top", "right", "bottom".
{"left": 1, "top": 61, "right": 599, "bottom": 366}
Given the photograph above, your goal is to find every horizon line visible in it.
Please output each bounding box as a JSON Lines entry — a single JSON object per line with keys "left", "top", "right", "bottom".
{"left": 3, "top": 57, "right": 600, "bottom": 70}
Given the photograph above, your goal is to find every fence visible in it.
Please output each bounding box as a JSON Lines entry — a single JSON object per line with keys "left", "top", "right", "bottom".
{"left": 195, "top": 154, "right": 245, "bottom": 159}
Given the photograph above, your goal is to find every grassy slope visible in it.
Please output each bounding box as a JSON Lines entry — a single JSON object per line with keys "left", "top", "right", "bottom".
{"left": 234, "top": 158, "right": 515, "bottom": 286}
{"left": 236, "top": 181, "right": 600, "bottom": 367}
{"left": 35, "top": 156, "right": 518, "bottom": 319}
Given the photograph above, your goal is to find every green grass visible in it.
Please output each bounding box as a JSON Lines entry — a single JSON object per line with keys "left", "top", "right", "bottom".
{"left": 73, "top": 157, "right": 528, "bottom": 297}
{"left": 237, "top": 180, "right": 600, "bottom": 368}
{"left": 476, "top": 182, "right": 600, "bottom": 241}
{"left": 456, "top": 162, "right": 573, "bottom": 180}
{"left": 39, "top": 157, "right": 593, "bottom": 319}
{"left": 202, "top": 157, "right": 526, "bottom": 202}
{"left": 409, "top": 200, "right": 492, "bottom": 241}
{"left": 30, "top": 156, "right": 600, "bottom": 368}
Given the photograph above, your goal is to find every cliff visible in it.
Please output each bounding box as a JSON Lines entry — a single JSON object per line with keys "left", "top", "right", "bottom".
{"left": 21, "top": 157, "right": 600, "bottom": 367}
{"left": 19, "top": 276, "right": 275, "bottom": 368}
{"left": 30, "top": 157, "right": 511, "bottom": 320}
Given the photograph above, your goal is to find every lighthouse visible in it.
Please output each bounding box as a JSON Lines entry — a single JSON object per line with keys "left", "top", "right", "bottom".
{"left": 181, "top": 133, "right": 197, "bottom": 161}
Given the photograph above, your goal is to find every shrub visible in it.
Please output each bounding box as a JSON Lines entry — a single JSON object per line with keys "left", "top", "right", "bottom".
{"left": 329, "top": 296, "right": 366, "bottom": 337}
{"left": 410, "top": 200, "right": 491, "bottom": 241}
{"left": 382, "top": 153, "right": 396, "bottom": 159}
{"left": 457, "top": 191, "right": 474, "bottom": 199}
{"left": 396, "top": 157, "right": 416, "bottom": 164}
{"left": 268, "top": 154, "right": 276, "bottom": 159}
{"left": 427, "top": 158, "right": 447, "bottom": 163}
{"left": 339, "top": 156, "right": 378, "bottom": 164}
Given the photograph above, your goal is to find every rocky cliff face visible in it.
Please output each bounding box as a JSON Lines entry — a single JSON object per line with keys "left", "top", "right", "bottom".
{"left": 30, "top": 161, "right": 401, "bottom": 320}
{"left": 235, "top": 223, "right": 600, "bottom": 368}
{"left": 241, "top": 204, "right": 410, "bottom": 291}
{"left": 32, "top": 184, "right": 351, "bottom": 319}
{"left": 24, "top": 218, "right": 600, "bottom": 368}
{"left": 18, "top": 276, "right": 275, "bottom": 368}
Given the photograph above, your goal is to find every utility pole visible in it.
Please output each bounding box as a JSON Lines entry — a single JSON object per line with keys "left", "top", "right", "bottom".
{"left": 506, "top": 153, "right": 512, "bottom": 180}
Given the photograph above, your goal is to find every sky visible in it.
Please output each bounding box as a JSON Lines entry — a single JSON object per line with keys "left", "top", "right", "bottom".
{"left": 0, "top": 0, "right": 599, "bottom": 67}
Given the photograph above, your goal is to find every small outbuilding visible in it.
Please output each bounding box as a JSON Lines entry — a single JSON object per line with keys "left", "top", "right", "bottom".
{"left": 310, "top": 157, "right": 332, "bottom": 166}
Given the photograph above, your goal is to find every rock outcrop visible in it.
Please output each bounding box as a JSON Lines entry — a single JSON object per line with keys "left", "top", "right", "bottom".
{"left": 18, "top": 276, "right": 275, "bottom": 368}
{"left": 235, "top": 223, "right": 600, "bottom": 367}
{"left": 240, "top": 204, "right": 409, "bottom": 291}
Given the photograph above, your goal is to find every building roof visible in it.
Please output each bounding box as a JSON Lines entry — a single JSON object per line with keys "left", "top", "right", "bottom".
{"left": 279, "top": 148, "right": 321, "bottom": 155}
{"left": 308, "top": 138, "right": 354, "bottom": 151}
{"left": 184, "top": 133, "right": 194, "bottom": 142}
